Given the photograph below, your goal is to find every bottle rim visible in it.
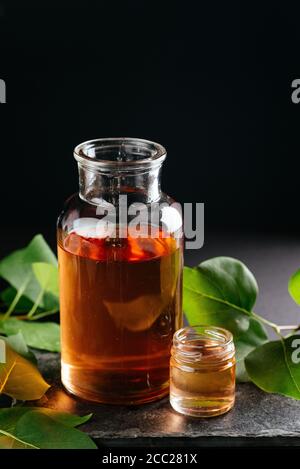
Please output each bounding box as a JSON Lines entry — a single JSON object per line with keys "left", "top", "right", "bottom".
{"left": 172, "top": 325, "right": 235, "bottom": 364}
{"left": 174, "top": 325, "right": 233, "bottom": 348}
{"left": 74, "top": 137, "right": 167, "bottom": 171}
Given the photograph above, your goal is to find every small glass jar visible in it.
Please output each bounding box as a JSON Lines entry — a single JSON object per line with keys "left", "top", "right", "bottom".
{"left": 170, "top": 325, "right": 235, "bottom": 417}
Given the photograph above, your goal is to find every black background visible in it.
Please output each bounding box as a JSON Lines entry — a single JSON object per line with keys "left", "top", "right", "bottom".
{"left": 1, "top": 1, "right": 300, "bottom": 243}
{"left": 1, "top": 3, "right": 300, "bottom": 452}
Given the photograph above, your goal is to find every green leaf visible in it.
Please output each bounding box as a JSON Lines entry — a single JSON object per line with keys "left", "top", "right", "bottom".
{"left": 32, "top": 263, "right": 59, "bottom": 297}
{"left": 25, "top": 263, "right": 59, "bottom": 318}
{"left": 0, "top": 407, "right": 92, "bottom": 431}
{"left": 40, "top": 410, "right": 92, "bottom": 428}
{"left": 0, "top": 235, "right": 58, "bottom": 311}
{"left": 15, "top": 412, "right": 96, "bottom": 449}
{"left": 0, "top": 340, "right": 49, "bottom": 400}
{"left": 289, "top": 268, "right": 300, "bottom": 305}
{"left": 1, "top": 318, "right": 61, "bottom": 352}
{"left": 183, "top": 257, "right": 258, "bottom": 336}
{"left": 245, "top": 334, "right": 300, "bottom": 399}
{"left": 6, "top": 332, "right": 37, "bottom": 364}
{"left": 0, "top": 408, "right": 96, "bottom": 449}
{"left": 234, "top": 318, "right": 268, "bottom": 382}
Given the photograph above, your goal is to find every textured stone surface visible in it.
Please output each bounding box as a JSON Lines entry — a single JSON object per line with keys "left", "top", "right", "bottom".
{"left": 36, "top": 352, "right": 300, "bottom": 441}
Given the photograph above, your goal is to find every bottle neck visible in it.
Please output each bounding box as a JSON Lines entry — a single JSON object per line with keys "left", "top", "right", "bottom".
{"left": 78, "top": 164, "right": 162, "bottom": 205}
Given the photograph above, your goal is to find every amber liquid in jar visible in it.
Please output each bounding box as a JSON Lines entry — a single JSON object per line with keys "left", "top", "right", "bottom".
{"left": 170, "top": 326, "right": 235, "bottom": 417}
{"left": 58, "top": 227, "right": 182, "bottom": 404}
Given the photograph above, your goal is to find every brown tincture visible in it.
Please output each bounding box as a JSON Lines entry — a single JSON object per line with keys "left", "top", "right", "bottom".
{"left": 170, "top": 327, "right": 236, "bottom": 417}
{"left": 58, "top": 228, "right": 182, "bottom": 404}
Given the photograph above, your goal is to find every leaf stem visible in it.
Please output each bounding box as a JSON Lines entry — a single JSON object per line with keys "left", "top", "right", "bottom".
{"left": 27, "top": 308, "right": 59, "bottom": 320}
{"left": 26, "top": 287, "right": 45, "bottom": 318}
{"left": 277, "top": 325, "right": 300, "bottom": 331}
{"left": 252, "top": 311, "right": 300, "bottom": 338}
{"left": 251, "top": 311, "right": 284, "bottom": 337}
{"left": 251, "top": 311, "right": 278, "bottom": 329}
{"left": 3, "top": 279, "right": 29, "bottom": 320}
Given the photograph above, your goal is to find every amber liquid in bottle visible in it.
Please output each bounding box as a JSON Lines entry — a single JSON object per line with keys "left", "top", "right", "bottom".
{"left": 58, "top": 228, "right": 182, "bottom": 404}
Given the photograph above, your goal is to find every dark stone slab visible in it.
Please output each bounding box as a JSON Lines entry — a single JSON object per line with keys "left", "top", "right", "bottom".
{"left": 35, "top": 351, "right": 300, "bottom": 444}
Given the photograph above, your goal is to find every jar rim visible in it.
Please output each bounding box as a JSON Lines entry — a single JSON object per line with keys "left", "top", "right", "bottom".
{"left": 74, "top": 137, "right": 167, "bottom": 170}
{"left": 173, "top": 325, "right": 233, "bottom": 350}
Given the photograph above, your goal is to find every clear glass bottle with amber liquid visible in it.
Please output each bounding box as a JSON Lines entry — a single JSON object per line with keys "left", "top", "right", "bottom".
{"left": 57, "top": 138, "right": 183, "bottom": 404}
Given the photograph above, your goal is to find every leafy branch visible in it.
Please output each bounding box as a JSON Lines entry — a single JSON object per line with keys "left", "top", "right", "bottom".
{"left": 0, "top": 406, "right": 96, "bottom": 449}
{"left": 0, "top": 235, "right": 59, "bottom": 320}
{"left": 0, "top": 327, "right": 96, "bottom": 448}
{"left": 0, "top": 235, "right": 60, "bottom": 352}
{"left": 184, "top": 257, "right": 300, "bottom": 398}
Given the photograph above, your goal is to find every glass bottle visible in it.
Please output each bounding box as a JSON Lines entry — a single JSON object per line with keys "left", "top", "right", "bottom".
{"left": 170, "top": 325, "right": 235, "bottom": 417}
{"left": 57, "top": 138, "right": 183, "bottom": 404}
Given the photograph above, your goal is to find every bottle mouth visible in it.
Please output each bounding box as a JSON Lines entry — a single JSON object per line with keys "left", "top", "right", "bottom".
{"left": 172, "top": 325, "right": 235, "bottom": 363}
{"left": 74, "top": 138, "right": 167, "bottom": 172}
